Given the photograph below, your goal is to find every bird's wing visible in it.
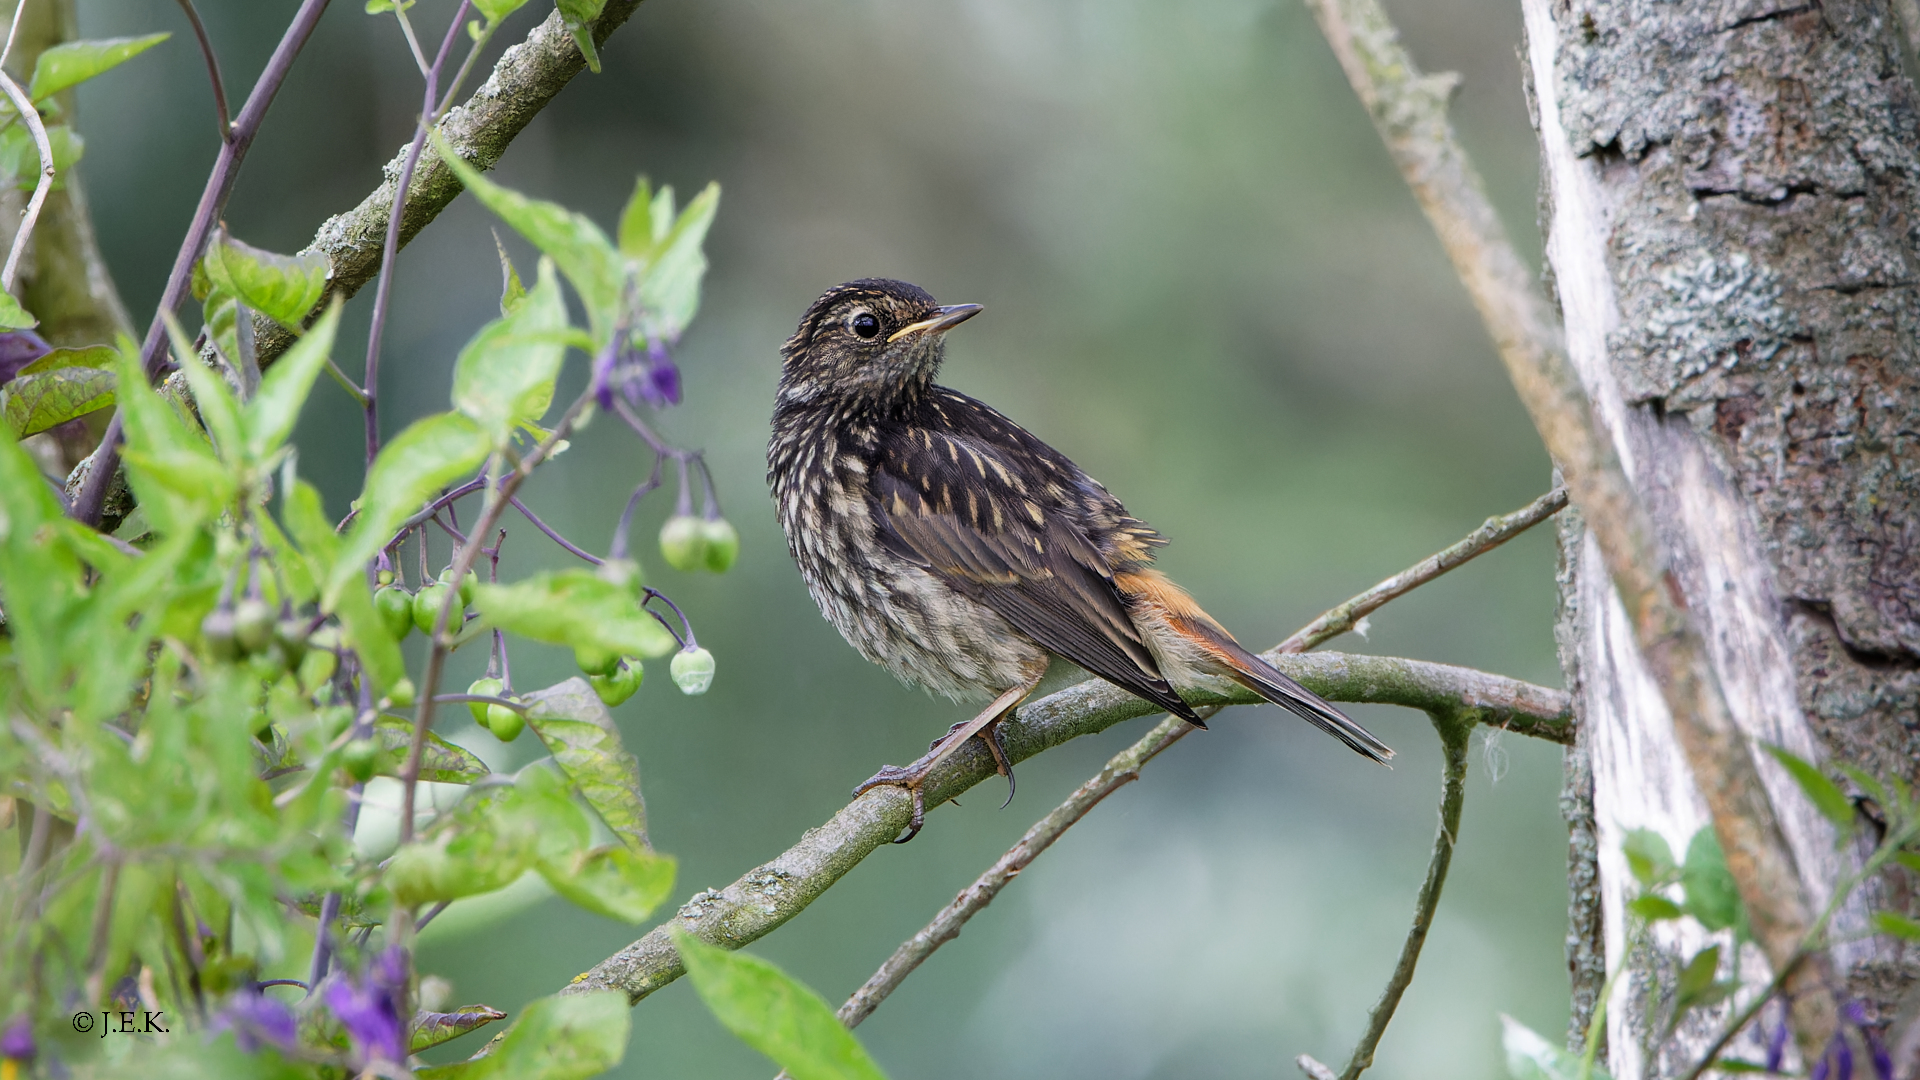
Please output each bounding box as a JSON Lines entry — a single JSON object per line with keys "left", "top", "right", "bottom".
{"left": 867, "top": 409, "right": 1200, "bottom": 722}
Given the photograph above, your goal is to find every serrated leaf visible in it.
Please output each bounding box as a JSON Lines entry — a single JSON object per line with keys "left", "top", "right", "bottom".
{"left": 326, "top": 411, "right": 490, "bottom": 606}
{"left": 1874, "top": 911, "right": 1920, "bottom": 940}
{"left": 247, "top": 300, "right": 340, "bottom": 461}
{"left": 411, "top": 1005, "right": 507, "bottom": 1052}
{"left": 1680, "top": 828, "right": 1744, "bottom": 934}
{"left": 674, "top": 931, "right": 889, "bottom": 1080}
{"left": 1622, "top": 828, "right": 1676, "bottom": 888}
{"left": 453, "top": 257, "right": 568, "bottom": 442}
{"left": 0, "top": 289, "right": 35, "bottom": 329}
{"left": 432, "top": 131, "right": 622, "bottom": 339}
{"left": 416, "top": 991, "right": 628, "bottom": 1080}
{"left": 472, "top": 569, "right": 676, "bottom": 659}
{"left": 30, "top": 34, "right": 170, "bottom": 100}
{"left": 1627, "top": 894, "right": 1685, "bottom": 922}
{"left": 1764, "top": 744, "right": 1855, "bottom": 831}
{"left": 373, "top": 716, "right": 489, "bottom": 783}
{"left": 1502, "top": 1013, "right": 1609, "bottom": 1080}
{"left": 202, "top": 229, "right": 329, "bottom": 331}
{"left": 540, "top": 843, "right": 675, "bottom": 923}
{"left": 3, "top": 345, "right": 113, "bottom": 436}
{"left": 522, "top": 677, "right": 650, "bottom": 850}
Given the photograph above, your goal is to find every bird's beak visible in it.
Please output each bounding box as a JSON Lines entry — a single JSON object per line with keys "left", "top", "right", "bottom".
{"left": 888, "top": 303, "right": 983, "bottom": 342}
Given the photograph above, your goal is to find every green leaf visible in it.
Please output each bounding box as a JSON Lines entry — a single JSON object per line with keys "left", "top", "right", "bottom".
{"left": 1874, "top": 911, "right": 1920, "bottom": 940}
{"left": 495, "top": 232, "right": 528, "bottom": 315}
{"left": 452, "top": 257, "right": 569, "bottom": 442}
{"left": 2, "top": 345, "right": 114, "bottom": 436}
{"left": 1763, "top": 744, "right": 1855, "bottom": 831}
{"left": 29, "top": 34, "right": 170, "bottom": 100}
{"left": 1626, "top": 894, "right": 1685, "bottom": 922}
{"left": 674, "top": 930, "right": 889, "bottom": 1080}
{"left": 411, "top": 1005, "right": 508, "bottom": 1053}
{"left": 416, "top": 991, "right": 629, "bottom": 1080}
{"left": 327, "top": 411, "right": 490, "bottom": 606}
{"left": 616, "top": 176, "right": 656, "bottom": 257}
{"left": 246, "top": 299, "right": 341, "bottom": 461}
{"left": 1709, "top": 1062, "right": 1772, "bottom": 1074}
{"left": 1895, "top": 852, "right": 1920, "bottom": 875}
{"left": 333, "top": 576, "right": 407, "bottom": 696}
{"left": 556, "top": 0, "right": 608, "bottom": 73}
{"left": 1501, "top": 1014, "right": 1609, "bottom": 1080}
{"left": 1621, "top": 828, "right": 1676, "bottom": 888}
{"left": 0, "top": 289, "right": 35, "bottom": 328}
{"left": 473, "top": 569, "right": 677, "bottom": 659}
{"left": 114, "top": 344, "right": 231, "bottom": 532}
{"left": 0, "top": 124, "right": 85, "bottom": 192}
{"left": 1679, "top": 827, "right": 1744, "bottom": 934}
{"left": 432, "top": 130, "right": 622, "bottom": 338}
{"left": 373, "top": 715, "right": 490, "bottom": 783}
{"left": 282, "top": 477, "right": 340, "bottom": 581}
{"left": 472, "top": 0, "right": 531, "bottom": 23}
{"left": 540, "top": 843, "right": 675, "bottom": 923}
{"left": 1673, "top": 944, "right": 1720, "bottom": 1002}
{"left": 634, "top": 181, "right": 719, "bottom": 347}
{"left": 165, "top": 312, "right": 244, "bottom": 465}
{"left": 522, "top": 676, "right": 651, "bottom": 851}
{"left": 364, "top": 0, "right": 417, "bottom": 11}
{"left": 387, "top": 826, "right": 533, "bottom": 906}
{"left": 201, "top": 228, "right": 329, "bottom": 331}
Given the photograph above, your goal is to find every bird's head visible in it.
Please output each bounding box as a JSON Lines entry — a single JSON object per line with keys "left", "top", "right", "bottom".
{"left": 777, "top": 278, "right": 982, "bottom": 414}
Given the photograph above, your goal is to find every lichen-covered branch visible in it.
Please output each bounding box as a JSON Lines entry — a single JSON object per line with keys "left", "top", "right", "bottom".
{"left": 249, "top": 0, "right": 649, "bottom": 369}
{"left": 560, "top": 651, "right": 1568, "bottom": 1004}
{"left": 1302, "top": 0, "right": 1833, "bottom": 1055}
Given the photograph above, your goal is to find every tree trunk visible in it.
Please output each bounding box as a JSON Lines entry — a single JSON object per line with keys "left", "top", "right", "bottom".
{"left": 1524, "top": 1, "right": 1920, "bottom": 1076}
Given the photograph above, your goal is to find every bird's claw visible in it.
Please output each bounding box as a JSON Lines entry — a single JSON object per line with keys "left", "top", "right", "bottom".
{"left": 853, "top": 765, "right": 929, "bottom": 843}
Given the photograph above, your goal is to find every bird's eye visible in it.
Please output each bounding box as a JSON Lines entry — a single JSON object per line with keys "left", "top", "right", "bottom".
{"left": 850, "top": 312, "right": 881, "bottom": 339}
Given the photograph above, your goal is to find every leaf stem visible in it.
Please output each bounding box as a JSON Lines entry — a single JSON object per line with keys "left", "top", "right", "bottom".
{"left": 172, "top": 0, "right": 230, "bottom": 140}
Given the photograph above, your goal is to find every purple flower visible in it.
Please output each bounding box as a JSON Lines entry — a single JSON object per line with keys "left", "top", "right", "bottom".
{"left": 0, "top": 1016, "right": 34, "bottom": 1060}
{"left": 323, "top": 947, "right": 409, "bottom": 1066}
{"left": 0, "top": 329, "right": 49, "bottom": 386}
{"left": 1765, "top": 1001, "right": 1789, "bottom": 1073}
{"left": 590, "top": 333, "right": 682, "bottom": 412}
{"left": 209, "top": 990, "right": 296, "bottom": 1054}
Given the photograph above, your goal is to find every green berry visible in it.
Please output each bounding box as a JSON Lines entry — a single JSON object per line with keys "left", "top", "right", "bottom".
{"left": 374, "top": 585, "right": 414, "bottom": 641}
{"left": 412, "top": 583, "right": 453, "bottom": 635}
{"left": 466, "top": 677, "right": 504, "bottom": 725}
{"left": 342, "top": 737, "right": 379, "bottom": 783}
{"left": 440, "top": 566, "right": 479, "bottom": 606}
{"left": 670, "top": 647, "right": 714, "bottom": 695}
{"left": 590, "top": 661, "right": 643, "bottom": 706}
{"left": 659, "top": 515, "right": 706, "bottom": 573}
{"left": 201, "top": 608, "right": 240, "bottom": 661}
{"left": 573, "top": 644, "right": 621, "bottom": 677}
{"left": 377, "top": 569, "right": 395, "bottom": 586}
{"left": 485, "top": 702, "right": 525, "bottom": 742}
{"left": 275, "top": 618, "right": 311, "bottom": 668}
{"left": 700, "top": 517, "right": 740, "bottom": 573}
{"left": 385, "top": 677, "right": 417, "bottom": 710}
{"left": 233, "top": 598, "right": 274, "bottom": 655}
{"left": 597, "top": 558, "right": 644, "bottom": 593}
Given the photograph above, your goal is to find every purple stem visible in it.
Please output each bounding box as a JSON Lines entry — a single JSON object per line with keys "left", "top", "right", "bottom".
{"left": 172, "top": 0, "right": 230, "bottom": 141}
{"left": 72, "top": 0, "right": 333, "bottom": 526}
{"left": 642, "top": 587, "right": 694, "bottom": 649}
{"left": 363, "top": 1, "right": 471, "bottom": 466}
{"left": 509, "top": 496, "right": 602, "bottom": 565}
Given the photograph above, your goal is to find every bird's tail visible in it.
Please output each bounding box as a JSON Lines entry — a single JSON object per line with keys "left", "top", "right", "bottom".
{"left": 1198, "top": 627, "right": 1394, "bottom": 765}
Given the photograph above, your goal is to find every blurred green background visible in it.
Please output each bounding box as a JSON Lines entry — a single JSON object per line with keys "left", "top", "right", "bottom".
{"left": 76, "top": 0, "right": 1565, "bottom": 1076}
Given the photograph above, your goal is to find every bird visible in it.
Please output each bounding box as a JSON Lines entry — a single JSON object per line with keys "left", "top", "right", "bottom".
{"left": 768, "top": 278, "right": 1392, "bottom": 840}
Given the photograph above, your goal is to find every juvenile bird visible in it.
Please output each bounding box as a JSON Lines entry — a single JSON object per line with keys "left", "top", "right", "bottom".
{"left": 768, "top": 279, "right": 1391, "bottom": 840}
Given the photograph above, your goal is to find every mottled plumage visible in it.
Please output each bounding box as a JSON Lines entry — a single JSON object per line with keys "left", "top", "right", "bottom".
{"left": 769, "top": 279, "right": 1390, "bottom": 837}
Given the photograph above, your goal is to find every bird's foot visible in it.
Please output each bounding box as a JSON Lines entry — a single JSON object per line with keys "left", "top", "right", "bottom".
{"left": 853, "top": 762, "right": 932, "bottom": 843}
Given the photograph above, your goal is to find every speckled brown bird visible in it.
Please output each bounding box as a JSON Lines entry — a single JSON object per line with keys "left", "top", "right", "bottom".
{"left": 769, "top": 279, "right": 1392, "bottom": 839}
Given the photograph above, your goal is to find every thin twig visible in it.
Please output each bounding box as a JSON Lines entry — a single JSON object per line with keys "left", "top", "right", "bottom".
{"left": 172, "top": 0, "right": 230, "bottom": 140}
{"left": 510, "top": 495, "right": 602, "bottom": 565}
{"left": 799, "top": 489, "right": 1570, "bottom": 1040}
{"left": 1279, "top": 487, "right": 1566, "bottom": 653}
{"left": 0, "top": 13, "right": 53, "bottom": 292}
{"left": 1339, "top": 708, "right": 1472, "bottom": 1080}
{"left": 70, "top": 0, "right": 334, "bottom": 526}
{"left": 1303, "top": 0, "right": 1833, "bottom": 1053}
{"left": 364, "top": 1, "right": 470, "bottom": 465}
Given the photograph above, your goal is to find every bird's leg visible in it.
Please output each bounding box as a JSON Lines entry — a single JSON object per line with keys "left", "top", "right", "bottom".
{"left": 854, "top": 675, "right": 1041, "bottom": 843}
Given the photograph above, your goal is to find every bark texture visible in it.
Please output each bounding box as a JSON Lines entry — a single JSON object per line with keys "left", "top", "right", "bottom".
{"left": 1526, "top": 0, "right": 1920, "bottom": 1075}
